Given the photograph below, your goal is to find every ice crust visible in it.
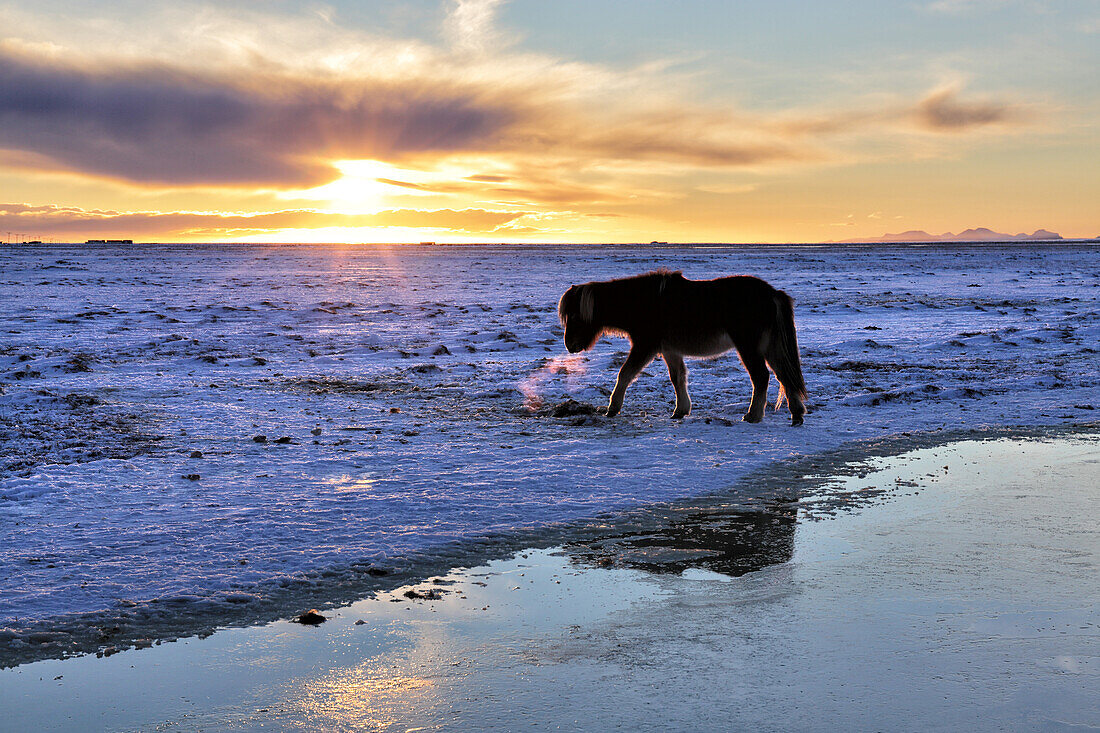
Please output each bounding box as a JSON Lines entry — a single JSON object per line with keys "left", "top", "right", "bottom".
{"left": 1, "top": 243, "right": 1097, "bottom": 646}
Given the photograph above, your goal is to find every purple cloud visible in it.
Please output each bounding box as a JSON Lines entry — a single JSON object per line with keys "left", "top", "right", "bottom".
{"left": 915, "top": 87, "right": 1018, "bottom": 131}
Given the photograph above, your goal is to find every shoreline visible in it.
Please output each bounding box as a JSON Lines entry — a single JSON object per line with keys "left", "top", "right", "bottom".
{"left": 3, "top": 420, "right": 1096, "bottom": 669}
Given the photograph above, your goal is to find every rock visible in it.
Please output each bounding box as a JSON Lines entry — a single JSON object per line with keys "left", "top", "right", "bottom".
{"left": 190, "top": 450, "right": 203, "bottom": 458}
{"left": 551, "top": 399, "right": 598, "bottom": 417}
{"left": 354, "top": 619, "right": 366, "bottom": 625}
{"left": 403, "top": 588, "right": 445, "bottom": 601}
{"left": 63, "top": 353, "right": 94, "bottom": 373}
{"left": 274, "top": 436, "right": 292, "bottom": 444}
{"left": 311, "top": 427, "right": 323, "bottom": 435}
{"left": 182, "top": 474, "right": 200, "bottom": 481}
{"left": 294, "top": 609, "right": 327, "bottom": 625}
{"left": 253, "top": 434, "right": 267, "bottom": 443}
{"left": 432, "top": 345, "right": 451, "bottom": 356}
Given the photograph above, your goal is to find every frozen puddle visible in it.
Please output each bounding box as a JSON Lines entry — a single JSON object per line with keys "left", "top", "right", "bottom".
{"left": 1, "top": 432, "right": 1097, "bottom": 732}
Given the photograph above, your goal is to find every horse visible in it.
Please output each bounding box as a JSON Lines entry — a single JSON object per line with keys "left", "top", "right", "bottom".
{"left": 557, "top": 270, "right": 807, "bottom": 426}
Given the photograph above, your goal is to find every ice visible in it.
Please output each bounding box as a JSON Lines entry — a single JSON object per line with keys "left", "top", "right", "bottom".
{"left": 0, "top": 242, "right": 1097, "bottom": 653}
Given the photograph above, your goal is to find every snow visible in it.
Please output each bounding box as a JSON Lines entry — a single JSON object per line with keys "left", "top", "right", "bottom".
{"left": 0, "top": 243, "right": 1097, "bottom": 648}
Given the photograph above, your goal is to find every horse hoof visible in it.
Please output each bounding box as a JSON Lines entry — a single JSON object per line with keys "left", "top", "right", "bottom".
{"left": 671, "top": 412, "right": 687, "bottom": 420}
{"left": 605, "top": 407, "right": 621, "bottom": 418}
{"left": 790, "top": 416, "right": 804, "bottom": 427}
{"left": 741, "top": 413, "right": 762, "bottom": 424}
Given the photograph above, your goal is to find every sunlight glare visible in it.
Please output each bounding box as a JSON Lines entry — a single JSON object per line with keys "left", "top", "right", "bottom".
{"left": 287, "top": 159, "right": 430, "bottom": 213}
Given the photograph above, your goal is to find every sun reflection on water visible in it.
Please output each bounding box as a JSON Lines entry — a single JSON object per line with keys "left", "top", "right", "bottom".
{"left": 298, "top": 668, "right": 435, "bottom": 731}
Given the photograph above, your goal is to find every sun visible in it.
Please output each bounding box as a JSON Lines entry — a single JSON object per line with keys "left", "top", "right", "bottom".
{"left": 286, "top": 159, "right": 432, "bottom": 213}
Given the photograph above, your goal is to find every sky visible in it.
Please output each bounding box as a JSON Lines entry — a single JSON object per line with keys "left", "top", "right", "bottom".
{"left": 1, "top": 0, "right": 1097, "bottom": 243}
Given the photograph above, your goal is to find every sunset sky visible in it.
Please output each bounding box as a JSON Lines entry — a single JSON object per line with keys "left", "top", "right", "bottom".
{"left": 1, "top": 0, "right": 1097, "bottom": 243}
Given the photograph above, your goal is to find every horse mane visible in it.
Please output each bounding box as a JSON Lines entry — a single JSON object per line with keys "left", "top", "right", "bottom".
{"left": 559, "top": 269, "right": 685, "bottom": 325}
{"left": 625, "top": 268, "right": 681, "bottom": 283}
{"left": 557, "top": 285, "right": 578, "bottom": 324}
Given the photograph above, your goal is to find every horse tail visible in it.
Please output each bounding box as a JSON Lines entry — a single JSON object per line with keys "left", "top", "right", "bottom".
{"left": 766, "top": 290, "right": 807, "bottom": 413}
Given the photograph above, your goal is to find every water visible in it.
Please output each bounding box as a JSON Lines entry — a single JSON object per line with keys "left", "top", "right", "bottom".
{"left": 1, "top": 433, "right": 1096, "bottom": 731}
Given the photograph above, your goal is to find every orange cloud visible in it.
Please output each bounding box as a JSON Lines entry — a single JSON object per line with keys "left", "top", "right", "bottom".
{"left": 0, "top": 203, "right": 530, "bottom": 238}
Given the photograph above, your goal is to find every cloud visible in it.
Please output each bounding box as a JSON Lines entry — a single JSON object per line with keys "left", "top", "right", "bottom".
{"left": 0, "top": 39, "right": 814, "bottom": 189}
{"left": 923, "top": 0, "right": 1012, "bottom": 14}
{"left": 374, "top": 174, "right": 634, "bottom": 205}
{"left": 776, "top": 83, "right": 1028, "bottom": 138}
{"left": 0, "top": 202, "right": 530, "bottom": 237}
{"left": 914, "top": 85, "right": 1019, "bottom": 130}
{"left": 0, "top": 1, "right": 1040, "bottom": 213}
{"left": 536, "top": 115, "right": 810, "bottom": 168}
{"left": 0, "top": 44, "right": 514, "bottom": 187}
{"left": 0, "top": 1, "right": 832, "bottom": 191}
{"left": 694, "top": 183, "right": 757, "bottom": 195}
{"left": 445, "top": 0, "right": 507, "bottom": 54}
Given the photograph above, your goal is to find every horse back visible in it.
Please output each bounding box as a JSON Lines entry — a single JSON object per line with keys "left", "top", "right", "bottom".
{"left": 660, "top": 275, "right": 779, "bottom": 344}
{"left": 593, "top": 271, "right": 782, "bottom": 355}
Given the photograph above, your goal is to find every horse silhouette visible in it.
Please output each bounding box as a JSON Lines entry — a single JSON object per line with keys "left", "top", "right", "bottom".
{"left": 558, "top": 270, "right": 807, "bottom": 426}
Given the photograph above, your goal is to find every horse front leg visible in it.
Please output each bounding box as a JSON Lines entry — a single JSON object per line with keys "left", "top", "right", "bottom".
{"left": 664, "top": 352, "right": 691, "bottom": 419}
{"left": 606, "top": 347, "right": 655, "bottom": 417}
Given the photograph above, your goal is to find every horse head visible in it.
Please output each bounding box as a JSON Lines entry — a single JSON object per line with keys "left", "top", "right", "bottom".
{"left": 558, "top": 283, "right": 601, "bottom": 353}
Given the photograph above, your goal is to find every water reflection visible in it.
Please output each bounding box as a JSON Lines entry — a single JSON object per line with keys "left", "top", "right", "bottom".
{"left": 564, "top": 500, "right": 798, "bottom": 577}
{"left": 299, "top": 669, "right": 434, "bottom": 732}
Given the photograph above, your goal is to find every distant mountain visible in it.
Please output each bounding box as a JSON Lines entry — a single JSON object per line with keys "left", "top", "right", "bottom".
{"left": 834, "top": 228, "right": 1063, "bottom": 244}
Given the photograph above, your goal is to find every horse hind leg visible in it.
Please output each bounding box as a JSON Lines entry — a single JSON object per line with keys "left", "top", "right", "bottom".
{"left": 782, "top": 387, "right": 805, "bottom": 427}
{"left": 762, "top": 311, "right": 806, "bottom": 427}
{"left": 664, "top": 352, "right": 691, "bottom": 419}
{"left": 738, "top": 349, "right": 770, "bottom": 423}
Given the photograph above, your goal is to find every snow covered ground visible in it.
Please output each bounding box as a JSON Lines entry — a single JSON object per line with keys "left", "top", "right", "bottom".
{"left": 1, "top": 243, "right": 1097, "bottom": 659}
